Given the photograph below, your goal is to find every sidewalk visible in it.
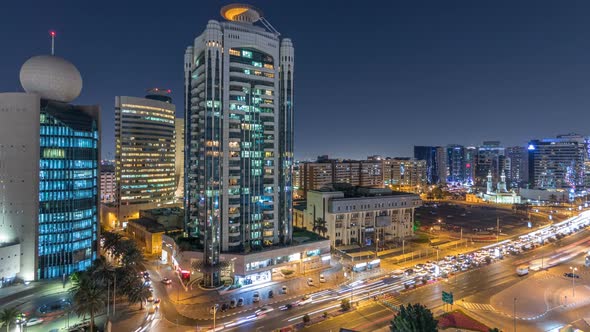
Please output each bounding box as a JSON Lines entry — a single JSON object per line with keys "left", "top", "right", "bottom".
{"left": 149, "top": 260, "right": 344, "bottom": 321}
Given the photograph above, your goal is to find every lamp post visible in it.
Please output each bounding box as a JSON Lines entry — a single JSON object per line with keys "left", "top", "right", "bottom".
{"left": 513, "top": 297, "right": 517, "bottom": 332}
{"left": 375, "top": 238, "right": 379, "bottom": 259}
{"left": 570, "top": 266, "right": 578, "bottom": 297}
{"left": 212, "top": 304, "right": 218, "bottom": 331}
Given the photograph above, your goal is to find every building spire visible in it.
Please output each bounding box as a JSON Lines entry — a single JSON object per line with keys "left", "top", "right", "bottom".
{"left": 49, "top": 30, "right": 56, "bottom": 55}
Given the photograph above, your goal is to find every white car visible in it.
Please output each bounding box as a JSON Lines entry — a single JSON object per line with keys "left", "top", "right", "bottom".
{"left": 319, "top": 274, "right": 326, "bottom": 283}
{"left": 147, "top": 296, "right": 154, "bottom": 302}
{"left": 307, "top": 277, "right": 314, "bottom": 286}
{"left": 209, "top": 304, "right": 219, "bottom": 314}
{"left": 162, "top": 277, "right": 172, "bottom": 285}
{"left": 297, "top": 295, "right": 313, "bottom": 306}
{"left": 25, "top": 318, "right": 44, "bottom": 326}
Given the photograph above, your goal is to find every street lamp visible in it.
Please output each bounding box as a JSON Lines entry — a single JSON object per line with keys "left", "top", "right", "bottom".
{"left": 513, "top": 297, "right": 517, "bottom": 332}
{"left": 375, "top": 238, "right": 379, "bottom": 258}
{"left": 212, "top": 304, "right": 218, "bottom": 331}
{"left": 570, "top": 266, "right": 578, "bottom": 297}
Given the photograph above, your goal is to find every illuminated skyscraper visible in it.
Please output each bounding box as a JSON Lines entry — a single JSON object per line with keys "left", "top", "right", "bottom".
{"left": 115, "top": 89, "right": 176, "bottom": 222}
{"left": 184, "top": 4, "right": 294, "bottom": 286}
{"left": 0, "top": 52, "right": 99, "bottom": 281}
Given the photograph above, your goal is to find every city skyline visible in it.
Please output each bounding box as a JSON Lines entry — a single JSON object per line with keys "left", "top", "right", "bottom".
{"left": 3, "top": 1, "right": 590, "bottom": 160}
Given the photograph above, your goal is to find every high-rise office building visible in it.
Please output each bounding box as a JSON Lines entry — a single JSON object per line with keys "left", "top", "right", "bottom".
{"left": 0, "top": 54, "right": 100, "bottom": 281}
{"left": 446, "top": 144, "right": 466, "bottom": 183}
{"left": 115, "top": 89, "right": 176, "bottom": 223}
{"left": 528, "top": 134, "right": 587, "bottom": 190}
{"left": 184, "top": 4, "right": 294, "bottom": 286}
{"left": 100, "top": 163, "right": 116, "bottom": 203}
{"left": 474, "top": 141, "right": 505, "bottom": 187}
{"left": 383, "top": 158, "right": 427, "bottom": 192}
{"left": 413, "top": 146, "right": 440, "bottom": 184}
{"left": 174, "top": 118, "right": 184, "bottom": 200}
{"left": 505, "top": 146, "right": 528, "bottom": 188}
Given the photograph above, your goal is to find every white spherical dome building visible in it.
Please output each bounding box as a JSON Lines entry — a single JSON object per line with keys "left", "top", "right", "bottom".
{"left": 19, "top": 55, "right": 82, "bottom": 103}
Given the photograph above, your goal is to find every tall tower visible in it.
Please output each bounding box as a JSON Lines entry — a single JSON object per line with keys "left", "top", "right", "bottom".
{"left": 115, "top": 89, "right": 176, "bottom": 223}
{"left": 184, "top": 4, "right": 294, "bottom": 287}
{"left": 0, "top": 51, "right": 100, "bottom": 281}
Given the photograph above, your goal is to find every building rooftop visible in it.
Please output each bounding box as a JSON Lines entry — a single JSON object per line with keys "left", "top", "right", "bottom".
{"left": 141, "top": 206, "right": 183, "bottom": 216}
{"left": 128, "top": 217, "right": 169, "bottom": 233}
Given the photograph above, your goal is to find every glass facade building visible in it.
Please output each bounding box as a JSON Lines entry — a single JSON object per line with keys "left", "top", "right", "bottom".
{"left": 114, "top": 93, "right": 176, "bottom": 222}
{"left": 38, "top": 100, "right": 99, "bottom": 279}
{"left": 184, "top": 9, "right": 294, "bottom": 287}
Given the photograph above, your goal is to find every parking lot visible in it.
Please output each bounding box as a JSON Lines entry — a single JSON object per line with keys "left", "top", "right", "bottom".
{"left": 416, "top": 202, "right": 533, "bottom": 236}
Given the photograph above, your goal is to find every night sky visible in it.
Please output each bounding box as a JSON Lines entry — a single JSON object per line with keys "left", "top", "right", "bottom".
{"left": 2, "top": 1, "right": 590, "bottom": 160}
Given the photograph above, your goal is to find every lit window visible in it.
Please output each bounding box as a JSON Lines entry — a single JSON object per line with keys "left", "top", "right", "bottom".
{"left": 264, "top": 63, "right": 274, "bottom": 70}
{"left": 229, "top": 49, "right": 241, "bottom": 56}
{"left": 244, "top": 69, "right": 251, "bottom": 75}
{"left": 252, "top": 61, "right": 262, "bottom": 67}
{"left": 242, "top": 50, "right": 253, "bottom": 58}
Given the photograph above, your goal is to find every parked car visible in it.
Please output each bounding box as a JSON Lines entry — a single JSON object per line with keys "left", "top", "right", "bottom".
{"left": 253, "top": 291, "right": 260, "bottom": 302}
{"left": 564, "top": 272, "right": 581, "bottom": 279}
{"left": 281, "top": 285, "right": 288, "bottom": 294}
{"left": 221, "top": 303, "right": 229, "bottom": 312}
{"left": 230, "top": 298, "right": 237, "bottom": 308}
{"left": 237, "top": 297, "right": 244, "bottom": 307}
{"left": 319, "top": 274, "right": 326, "bottom": 283}
{"left": 307, "top": 277, "right": 314, "bottom": 286}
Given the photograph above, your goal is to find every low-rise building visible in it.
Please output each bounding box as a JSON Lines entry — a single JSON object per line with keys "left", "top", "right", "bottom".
{"left": 161, "top": 230, "right": 330, "bottom": 287}
{"left": 126, "top": 217, "right": 182, "bottom": 255}
{"left": 303, "top": 187, "right": 422, "bottom": 247}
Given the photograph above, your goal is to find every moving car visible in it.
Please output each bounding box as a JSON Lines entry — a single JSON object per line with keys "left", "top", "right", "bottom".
{"left": 25, "top": 318, "right": 44, "bottom": 326}
{"left": 564, "top": 272, "right": 580, "bottom": 279}
{"left": 516, "top": 265, "right": 529, "bottom": 276}
{"left": 255, "top": 306, "right": 274, "bottom": 316}
{"left": 162, "top": 277, "right": 172, "bottom": 285}
{"left": 297, "top": 294, "right": 312, "bottom": 306}
{"left": 279, "top": 303, "right": 293, "bottom": 311}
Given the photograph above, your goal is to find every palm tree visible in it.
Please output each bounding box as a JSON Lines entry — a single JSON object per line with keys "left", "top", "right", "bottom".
{"left": 101, "top": 231, "right": 122, "bottom": 254}
{"left": 0, "top": 307, "right": 20, "bottom": 332}
{"left": 90, "top": 256, "right": 115, "bottom": 286}
{"left": 313, "top": 218, "right": 328, "bottom": 237}
{"left": 128, "top": 283, "right": 152, "bottom": 310}
{"left": 70, "top": 273, "right": 106, "bottom": 332}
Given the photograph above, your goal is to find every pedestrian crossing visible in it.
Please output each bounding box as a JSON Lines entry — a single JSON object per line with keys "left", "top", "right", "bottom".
{"left": 460, "top": 302, "right": 496, "bottom": 312}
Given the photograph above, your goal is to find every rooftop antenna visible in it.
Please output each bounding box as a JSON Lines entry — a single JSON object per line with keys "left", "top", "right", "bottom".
{"left": 49, "top": 30, "right": 56, "bottom": 55}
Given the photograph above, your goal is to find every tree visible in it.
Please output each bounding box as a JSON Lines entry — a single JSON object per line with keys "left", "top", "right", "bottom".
{"left": 69, "top": 273, "right": 106, "bottom": 332}
{"left": 0, "top": 307, "right": 20, "bottom": 332}
{"left": 90, "top": 256, "right": 115, "bottom": 286}
{"left": 128, "top": 283, "right": 152, "bottom": 310}
{"left": 313, "top": 218, "right": 328, "bottom": 237}
{"left": 390, "top": 303, "right": 438, "bottom": 332}
{"left": 302, "top": 314, "right": 311, "bottom": 324}
{"left": 413, "top": 220, "right": 421, "bottom": 232}
{"left": 101, "top": 231, "right": 122, "bottom": 254}
{"left": 323, "top": 311, "right": 329, "bottom": 318}
{"left": 341, "top": 298, "right": 351, "bottom": 311}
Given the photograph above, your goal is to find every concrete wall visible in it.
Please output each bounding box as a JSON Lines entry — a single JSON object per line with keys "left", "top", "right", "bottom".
{"left": 0, "top": 93, "right": 40, "bottom": 281}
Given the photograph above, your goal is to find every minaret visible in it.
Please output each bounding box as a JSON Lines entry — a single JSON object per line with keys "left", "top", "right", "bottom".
{"left": 498, "top": 170, "right": 507, "bottom": 192}
{"left": 486, "top": 170, "right": 493, "bottom": 194}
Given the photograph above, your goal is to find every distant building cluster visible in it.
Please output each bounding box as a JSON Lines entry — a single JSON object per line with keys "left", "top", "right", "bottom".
{"left": 294, "top": 156, "right": 427, "bottom": 198}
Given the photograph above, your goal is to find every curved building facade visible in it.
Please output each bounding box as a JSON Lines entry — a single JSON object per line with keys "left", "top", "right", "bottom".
{"left": 115, "top": 92, "right": 176, "bottom": 222}
{"left": 184, "top": 5, "right": 294, "bottom": 286}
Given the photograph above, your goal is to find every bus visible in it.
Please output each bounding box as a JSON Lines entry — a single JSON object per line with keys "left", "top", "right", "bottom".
{"left": 516, "top": 265, "right": 529, "bottom": 276}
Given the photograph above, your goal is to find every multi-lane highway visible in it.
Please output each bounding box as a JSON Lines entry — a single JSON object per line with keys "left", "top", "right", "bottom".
{"left": 180, "top": 210, "right": 590, "bottom": 331}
